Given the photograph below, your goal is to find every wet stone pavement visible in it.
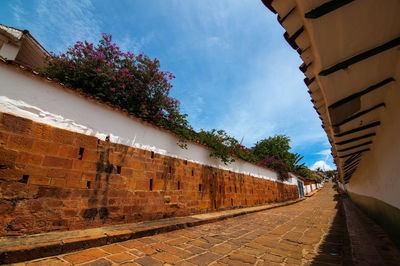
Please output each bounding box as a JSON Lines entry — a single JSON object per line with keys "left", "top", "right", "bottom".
{"left": 13, "top": 182, "right": 352, "bottom": 265}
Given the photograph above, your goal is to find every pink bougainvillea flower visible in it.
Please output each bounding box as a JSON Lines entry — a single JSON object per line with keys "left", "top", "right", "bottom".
{"left": 110, "top": 88, "right": 116, "bottom": 92}
{"left": 97, "top": 68, "right": 101, "bottom": 72}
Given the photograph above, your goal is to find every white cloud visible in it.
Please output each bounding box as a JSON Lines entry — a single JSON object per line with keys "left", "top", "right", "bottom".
{"left": 215, "top": 49, "right": 322, "bottom": 147}
{"left": 116, "top": 33, "right": 154, "bottom": 55}
{"left": 6, "top": 0, "right": 335, "bottom": 167}
{"left": 311, "top": 160, "right": 335, "bottom": 171}
{"left": 164, "top": 0, "right": 330, "bottom": 152}
{"left": 315, "top": 149, "right": 332, "bottom": 161}
{"left": 206, "top": 36, "right": 230, "bottom": 49}
{"left": 10, "top": 0, "right": 25, "bottom": 27}
{"left": 32, "top": 0, "right": 102, "bottom": 52}
{"left": 311, "top": 149, "right": 336, "bottom": 170}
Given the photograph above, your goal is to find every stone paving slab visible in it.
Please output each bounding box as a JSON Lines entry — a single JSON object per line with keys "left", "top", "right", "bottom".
{"left": 11, "top": 183, "right": 399, "bottom": 265}
{"left": 12, "top": 183, "right": 341, "bottom": 265}
{"left": 0, "top": 198, "right": 304, "bottom": 264}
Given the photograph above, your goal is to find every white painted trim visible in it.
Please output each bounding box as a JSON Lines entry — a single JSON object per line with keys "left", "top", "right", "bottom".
{"left": 0, "top": 64, "right": 298, "bottom": 185}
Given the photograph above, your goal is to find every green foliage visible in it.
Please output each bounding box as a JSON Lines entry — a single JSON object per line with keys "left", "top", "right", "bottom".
{"left": 296, "top": 167, "right": 317, "bottom": 180}
{"left": 197, "top": 129, "right": 237, "bottom": 164}
{"left": 324, "top": 170, "right": 336, "bottom": 178}
{"left": 44, "top": 34, "right": 315, "bottom": 174}
{"left": 45, "top": 33, "right": 190, "bottom": 142}
{"left": 250, "top": 135, "right": 320, "bottom": 181}
{"left": 252, "top": 135, "right": 291, "bottom": 161}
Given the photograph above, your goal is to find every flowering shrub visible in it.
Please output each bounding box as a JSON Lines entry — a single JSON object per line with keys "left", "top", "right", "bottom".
{"left": 232, "top": 144, "right": 257, "bottom": 162}
{"left": 44, "top": 34, "right": 313, "bottom": 176}
{"left": 258, "top": 156, "right": 289, "bottom": 180}
{"left": 45, "top": 33, "right": 188, "bottom": 134}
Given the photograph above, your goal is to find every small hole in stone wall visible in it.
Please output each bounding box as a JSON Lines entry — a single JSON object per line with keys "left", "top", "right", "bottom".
{"left": 219, "top": 185, "right": 221, "bottom": 193}
{"left": 178, "top": 181, "right": 181, "bottom": 190}
{"left": 230, "top": 186, "right": 232, "bottom": 192}
{"left": 20, "top": 174, "right": 29, "bottom": 184}
{"left": 87, "top": 181, "right": 91, "bottom": 188}
{"left": 184, "top": 160, "right": 187, "bottom": 165}
{"left": 150, "top": 179, "right": 153, "bottom": 191}
{"left": 231, "top": 198, "right": 233, "bottom": 206}
{"left": 169, "top": 166, "right": 172, "bottom": 174}
{"left": 97, "top": 139, "right": 100, "bottom": 144}
{"left": 117, "top": 165, "right": 121, "bottom": 174}
{"left": 199, "top": 184, "right": 202, "bottom": 192}
{"left": 214, "top": 200, "right": 217, "bottom": 209}
{"left": 192, "top": 169, "right": 194, "bottom": 176}
{"left": 78, "top": 147, "right": 84, "bottom": 160}
{"left": 235, "top": 186, "right": 237, "bottom": 193}
{"left": 151, "top": 151, "right": 154, "bottom": 159}
{"left": 210, "top": 183, "right": 213, "bottom": 187}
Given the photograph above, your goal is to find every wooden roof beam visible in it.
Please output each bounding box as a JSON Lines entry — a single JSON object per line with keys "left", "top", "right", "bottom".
{"left": 344, "top": 152, "right": 361, "bottom": 165}
{"left": 335, "top": 133, "right": 376, "bottom": 146}
{"left": 337, "top": 141, "right": 372, "bottom": 153}
{"left": 319, "top": 37, "right": 400, "bottom": 76}
{"left": 329, "top": 78, "right": 393, "bottom": 109}
{"left": 344, "top": 165, "right": 358, "bottom": 176}
{"left": 335, "top": 121, "right": 380, "bottom": 138}
{"left": 333, "top": 103, "right": 385, "bottom": 127}
{"left": 261, "top": 0, "right": 277, "bottom": 14}
{"left": 339, "top": 148, "right": 370, "bottom": 159}
{"left": 305, "top": 0, "right": 354, "bottom": 19}
{"left": 343, "top": 160, "right": 360, "bottom": 171}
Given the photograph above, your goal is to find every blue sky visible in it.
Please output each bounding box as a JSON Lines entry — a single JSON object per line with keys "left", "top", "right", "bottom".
{"left": 1, "top": 0, "right": 335, "bottom": 170}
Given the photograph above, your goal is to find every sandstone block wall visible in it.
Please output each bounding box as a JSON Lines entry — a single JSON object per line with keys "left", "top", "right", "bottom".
{"left": 0, "top": 112, "right": 299, "bottom": 236}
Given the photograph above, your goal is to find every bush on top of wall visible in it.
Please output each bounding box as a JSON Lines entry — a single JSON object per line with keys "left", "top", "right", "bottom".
{"left": 44, "top": 34, "right": 316, "bottom": 180}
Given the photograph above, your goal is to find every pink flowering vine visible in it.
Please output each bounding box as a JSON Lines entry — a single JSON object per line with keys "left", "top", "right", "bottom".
{"left": 45, "top": 33, "right": 185, "bottom": 137}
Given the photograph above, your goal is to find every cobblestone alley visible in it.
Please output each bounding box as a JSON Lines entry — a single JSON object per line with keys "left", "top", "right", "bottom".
{"left": 15, "top": 182, "right": 352, "bottom": 265}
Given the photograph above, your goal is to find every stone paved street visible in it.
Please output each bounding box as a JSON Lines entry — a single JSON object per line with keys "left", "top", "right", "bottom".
{"left": 14, "top": 182, "right": 352, "bottom": 265}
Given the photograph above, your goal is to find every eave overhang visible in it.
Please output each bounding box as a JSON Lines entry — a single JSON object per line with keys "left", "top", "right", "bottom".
{"left": 0, "top": 24, "right": 49, "bottom": 70}
{"left": 263, "top": 0, "right": 400, "bottom": 183}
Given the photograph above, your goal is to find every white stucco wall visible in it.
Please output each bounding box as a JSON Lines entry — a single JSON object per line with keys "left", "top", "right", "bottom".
{"left": 346, "top": 74, "right": 400, "bottom": 209}
{"left": 289, "top": 173, "right": 301, "bottom": 196}
{"left": 289, "top": 173, "right": 304, "bottom": 198}
{"left": 0, "top": 42, "right": 20, "bottom": 60}
{"left": 0, "top": 64, "right": 298, "bottom": 186}
{"left": 337, "top": 182, "right": 345, "bottom": 192}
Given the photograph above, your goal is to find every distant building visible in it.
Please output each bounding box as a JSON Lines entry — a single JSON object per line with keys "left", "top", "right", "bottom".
{"left": 0, "top": 24, "right": 49, "bottom": 69}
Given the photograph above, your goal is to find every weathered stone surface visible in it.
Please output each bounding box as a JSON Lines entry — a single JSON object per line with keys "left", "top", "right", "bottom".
{"left": 134, "top": 256, "right": 163, "bottom": 266}
{"left": 107, "top": 252, "right": 137, "bottom": 263}
{"left": 62, "top": 248, "right": 107, "bottom": 264}
{"left": 18, "top": 183, "right": 362, "bottom": 266}
{"left": 0, "top": 112, "right": 299, "bottom": 236}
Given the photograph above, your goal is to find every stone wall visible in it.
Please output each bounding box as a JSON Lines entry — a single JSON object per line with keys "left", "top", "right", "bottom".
{"left": 0, "top": 112, "right": 299, "bottom": 236}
